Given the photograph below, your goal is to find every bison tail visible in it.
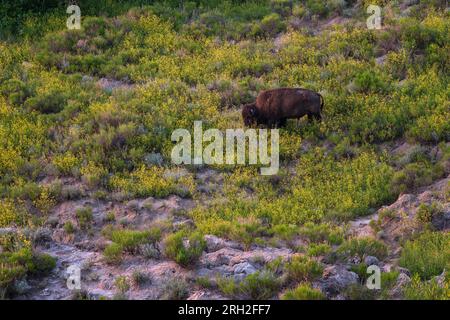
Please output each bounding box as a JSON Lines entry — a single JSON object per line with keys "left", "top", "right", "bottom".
{"left": 318, "top": 93, "right": 324, "bottom": 111}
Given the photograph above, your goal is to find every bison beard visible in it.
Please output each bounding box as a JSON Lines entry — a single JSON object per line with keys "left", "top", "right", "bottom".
{"left": 242, "top": 88, "right": 323, "bottom": 128}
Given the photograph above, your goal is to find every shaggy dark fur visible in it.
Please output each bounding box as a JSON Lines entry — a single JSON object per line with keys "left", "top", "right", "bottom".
{"left": 242, "top": 88, "right": 324, "bottom": 128}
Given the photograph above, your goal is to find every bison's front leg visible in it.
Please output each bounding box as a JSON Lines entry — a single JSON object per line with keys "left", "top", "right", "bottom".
{"left": 277, "top": 118, "right": 287, "bottom": 128}
{"left": 307, "top": 113, "right": 322, "bottom": 123}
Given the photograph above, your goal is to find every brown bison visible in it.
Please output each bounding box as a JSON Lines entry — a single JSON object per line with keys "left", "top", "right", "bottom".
{"left": 242, "top": 88, "right": 324, "bottom": 128}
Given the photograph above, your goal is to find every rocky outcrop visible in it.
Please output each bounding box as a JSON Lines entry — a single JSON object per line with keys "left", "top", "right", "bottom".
{"left": 319, "top": 265, "right": 359, "bottom": 296}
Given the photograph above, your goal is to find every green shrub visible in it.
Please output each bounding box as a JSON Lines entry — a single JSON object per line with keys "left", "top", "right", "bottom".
{"left": 164, "top": 231, "right": 206, "bottom": 267}
{"left": 284, "top": 255, "right": 324, "bottom": 283}
{"left": 305, "top": 0, "right": 329, "bottom": 17}
{"left": 350, "top": 263, "right": 369, "bottom": 283}
{"left": 24, "top": 90, "right": 67, "bottom": 114}
{"left": 415, "top": 203, "right": 441, "bottom": 225}
{"left": 307, "top": 243, "right": 332, "bottom": 257}
{"left": 281, "top": 283, "right": 325, "bottom": 300}
{"left": 299, "top": 222, "right": 344, "bottom": 245}
{"left": 0, "top": 247, "right": 55, "bottom": 296}
{"left": 104, "top": 211, "right": 116, "bottom": 223}
{"left": 32, "top": 252, "right": 57, "bottom": 274}
{"left": 344, "top": 283, "right": 378, "bottom": 300}
{"left": 64, "top": 221, "right": 75, "bottom": 234}
{"left": 114, "top": 275, "right": 130, "bottom": 293}
{"left": 217, "top": 276, "right": 239, "bottom": 297}
{"left": 354, "top": 70, "right": 387, "bottom": 93}
{"left": 75, "top": 207, "right": 93, "bottom": 230}
{"left": 391, "top": 162, "right": 444, "bottom": 194}
{"left": 270, "top": 224, "right": 299, "bottom": 242}
{"left": 131, "top": 270, "right": 149, "bottom": 287}
{"left": 110, "top": 228, "right": 161, "bottom": 252}
{"left": 253, "top": 13, "right": 285, "bottom": 37}
{"left": 399, "top": 232, "right": 449, "bottom": 280}
{"left": 338, "top": 238, "right": 388, "bottom": 260}
{"left": 0, "top": 79, "right": 30, "bottom": 106}
{"left": 103, "top": 243, "right": 123, "bottom": 265}
{"left": 271, "top": 0, "right": 293, "bottom": 16}
{"left": 161, "top": 277, "right": 189, "bottom": 300}
{"left": 403, "top": 273, "right": 449, "bottom": 300}
{"left": 218, "top": 271, "right": 281, "bottom": 300}
{"left": 239, "top": 271, "right": 281, "bottom": 300}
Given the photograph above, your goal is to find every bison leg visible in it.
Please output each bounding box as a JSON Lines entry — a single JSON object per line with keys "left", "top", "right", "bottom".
{"left": 307, "top": 113, "right": 322, "bottom": 123}
{"left": 277, "top": 118, "right": 287, "bottom": 128}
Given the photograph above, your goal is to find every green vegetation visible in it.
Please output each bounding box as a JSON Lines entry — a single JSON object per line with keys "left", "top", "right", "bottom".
{"left": 281, "top": 283, "right": 325, "bottom": 300}
{"left": 161, "top": 277, "right": 189, "bottom": 300}
{"left": 403, "top": 274, "right": 449, "bottom": 300}
{"left": 164, "top": 231, "right": 206, "bottom": 267}
{"left": 103, "top": 226, "right": 162, "bottom": 264}
{"left": 0, "top": 0, "right": 448, "bottom": 300}
{"left": 284, "top": 255, "right": 324, "bottom": 283}
{"left": 218, "top": 270, "right": 281, "bottom": 299}
{"left": 399, "top": 232, "right": 449, "bottom": 280}
{"left": 0, "top": 246, "right": 56, "bottom": 298}
{"left": 338, "top": 238, "right": 388, "bottom": 260}
{"left": 75, "top": 207, "right": 93, "bottom": 230}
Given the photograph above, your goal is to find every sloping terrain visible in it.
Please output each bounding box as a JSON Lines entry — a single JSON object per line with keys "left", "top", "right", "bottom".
{"left": 0, "top": 0, "right": 449, "bottom": 300}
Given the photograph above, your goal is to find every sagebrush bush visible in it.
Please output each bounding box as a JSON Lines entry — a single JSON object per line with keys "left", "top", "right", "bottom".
{"left": 161, "top": 277, "right": 189, "bottom": 300}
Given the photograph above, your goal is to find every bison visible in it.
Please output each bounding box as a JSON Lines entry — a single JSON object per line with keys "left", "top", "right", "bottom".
{"left": 242, "top": 88, "right": 324, "bottom": 128}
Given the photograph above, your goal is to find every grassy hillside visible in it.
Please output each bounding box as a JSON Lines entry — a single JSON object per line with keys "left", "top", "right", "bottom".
{"left": 0, "top": 0, "right": 448, "bottom": 299}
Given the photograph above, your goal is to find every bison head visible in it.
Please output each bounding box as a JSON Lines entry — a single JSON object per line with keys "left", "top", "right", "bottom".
{"left": 242, "top": 103, "right": 258, "bottom": 127}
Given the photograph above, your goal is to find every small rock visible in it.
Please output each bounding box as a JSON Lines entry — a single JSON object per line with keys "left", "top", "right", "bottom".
{"left": 81, "top": 75, "right": 93, "bottom": 83}
{"left": 364, "top": 256, "right": 379, "bottom": 266}
{"left": 348, "top": 255, "right": 361, "bottom": 265}
{"left": 144, "top": 153, "right": 164, "bottom": 166}
{"left": 201, "top": 248, "right": 241, "bottom": 267}
{"left": 141, "top": 197, "right": 154, "bottom": 209}
{"left": 233, "top": 262, "right": 257, "bottom": 276}
{"left": 33, "top": 227, "right": 53, "bottom": 245}
{"left": 390, "top": 273, "right": 411, "bottom": 298}
{"left": 398, "top": 267, "right": 411, "bottom": 277}
{"left": 433, "top": 270, "right": 447, "bottom": 287}
{"left": 13, "top": 279, "right": 32, "bottom": 295}
{"left": 203, "top": 235, "right": 243, "bottom": 253}
{"left": 139, "top": 243, "right": 160, "bottom": 259}
{"left": 432, "top": 211, "right": 450, "bottom": 231}
{"left": 126, "top": 199, "right": 140, "bottom": 211}
{"left": 173, "top": 219, "right": 195, "bottom": 231}
{"left": 204, "top": 235, "right": 226, "bottom": 252}
{"left": 321, "top": 266, "right": 359, "bottom": 295}
{"left": 375, "top": 55, "right": 387, "bottom": 66}
{"left": 0, "top": 228, "right": 16, "bottom": 236}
